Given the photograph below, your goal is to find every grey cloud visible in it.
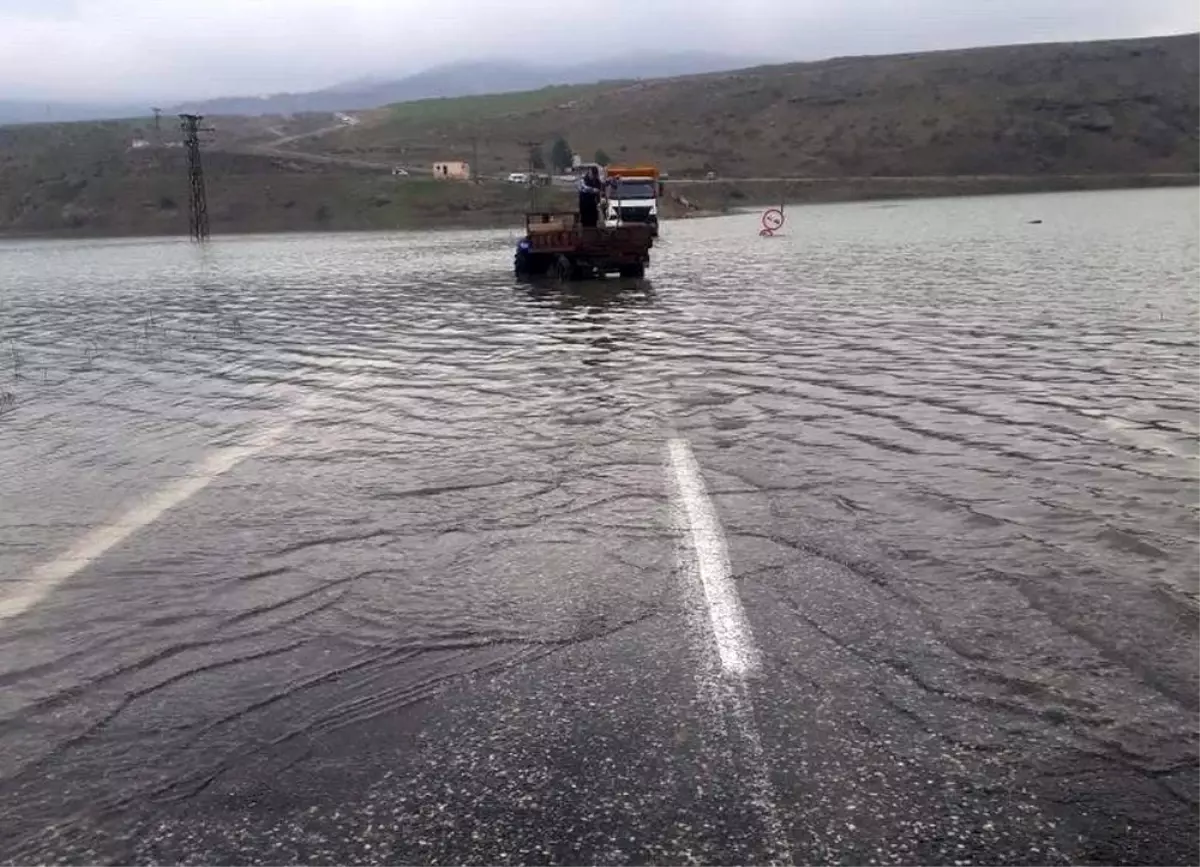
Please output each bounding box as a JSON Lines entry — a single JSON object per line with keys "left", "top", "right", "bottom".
{"left": 0, "top": 0, "right": 1194, "bottom": 102}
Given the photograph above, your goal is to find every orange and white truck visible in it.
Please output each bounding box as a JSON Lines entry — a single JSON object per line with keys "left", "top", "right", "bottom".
{"left": 602, "top": 165, "right": 663, "bottom": 238}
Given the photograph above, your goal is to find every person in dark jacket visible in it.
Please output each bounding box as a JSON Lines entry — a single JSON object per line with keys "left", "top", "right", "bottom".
{"left": 577, "top": 167, "right": 602, "bottom": 228}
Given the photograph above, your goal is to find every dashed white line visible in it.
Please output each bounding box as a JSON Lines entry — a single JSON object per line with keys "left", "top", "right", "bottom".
{"left": 667, "top": 437, "right": 761, "bottom": 677}
{"left": 666, "top": 436, "right": 790, "bottom": 864}
{"left": 0, "top": 421, "right": 291, "bottom": 625}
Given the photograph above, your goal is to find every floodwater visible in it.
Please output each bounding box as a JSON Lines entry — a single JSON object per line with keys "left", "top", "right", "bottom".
{"left": 0, "top": 187, "right": 1196, "bottom": 865}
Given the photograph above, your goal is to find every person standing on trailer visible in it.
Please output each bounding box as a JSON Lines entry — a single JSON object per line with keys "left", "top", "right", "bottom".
{"left": 577, "top": 167, "right": 602, "bottom": 228}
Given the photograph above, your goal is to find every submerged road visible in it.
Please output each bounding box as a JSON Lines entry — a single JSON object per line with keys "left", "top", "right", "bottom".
{"left": 0, "top": 189, "right": 1196, "bottom": 865}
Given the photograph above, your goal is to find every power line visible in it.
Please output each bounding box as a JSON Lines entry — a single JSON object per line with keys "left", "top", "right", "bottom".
{"left": 179, "top": 114, "right": 212, "bottom": 241}
{"left": 519, "top": 139, "right": 541, "bottom": 210}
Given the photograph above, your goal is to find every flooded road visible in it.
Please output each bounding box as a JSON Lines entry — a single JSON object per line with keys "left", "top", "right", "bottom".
{"left": 1, "top": 188, "right": 1197, "bottom": 865}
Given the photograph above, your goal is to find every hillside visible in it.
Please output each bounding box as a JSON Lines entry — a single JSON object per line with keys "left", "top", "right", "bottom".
{"left": 0, "top": 33, "right": 1195, "bottom": 239}
{"left": 0, "top": 122, "right": 570, "bottom": 237}
{"left": 305, "top": 33, "right": 1199, "bottom": 179}
{"left": 172, "top": 53, "right": 764, "bottom": 118}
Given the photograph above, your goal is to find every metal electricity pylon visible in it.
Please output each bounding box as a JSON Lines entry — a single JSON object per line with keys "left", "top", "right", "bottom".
{"left": 179, "top": 114, "right": 212, "bottom": 241}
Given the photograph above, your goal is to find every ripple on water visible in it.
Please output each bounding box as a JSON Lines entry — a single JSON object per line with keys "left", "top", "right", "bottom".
{"left": 0, "top": 188, "right": 1196, "bottom": 859}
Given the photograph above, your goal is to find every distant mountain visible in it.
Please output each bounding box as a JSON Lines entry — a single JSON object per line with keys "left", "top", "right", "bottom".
{"left": 171, "top": 52, "right": 767, "bottom": 117}
{"left": 0, "top": 99, "right": 149, "bottom": 125}
{"left": 565, "top": 52, "right": 769, "bottom": 83}
{"left": 0, "top": 53, "right": 764, "bottom": 125}
{"left": 1, "top": 34, "right": 1195, "bottom": 239}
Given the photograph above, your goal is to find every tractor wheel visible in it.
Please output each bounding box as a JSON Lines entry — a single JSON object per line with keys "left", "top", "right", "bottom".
{"left": 553, "top": 255, "right": 574, "bottom": 282}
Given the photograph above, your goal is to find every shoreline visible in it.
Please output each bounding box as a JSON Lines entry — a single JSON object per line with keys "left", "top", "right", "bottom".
{"left": 0, "top": 174, "right": 1194, "bottom": 241}
{"left": 669, "top": 172, "right": 1199, "bottom": 211}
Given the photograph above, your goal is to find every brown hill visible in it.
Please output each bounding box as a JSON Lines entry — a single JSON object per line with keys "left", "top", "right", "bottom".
{"left": 0, "top": 33, "right": 1195, "bottom": 238}
{"left": 0, "top": 114, "right": 586, "bottom": 236}
{"left": 306, "top": 33, "right": 1199, "bottom": 179}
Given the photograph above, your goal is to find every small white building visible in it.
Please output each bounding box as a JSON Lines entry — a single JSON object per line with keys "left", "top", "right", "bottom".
{"left": 129, "top": 138, "right": 151, "bottom": 150}
{"left": 432, "top": 161, "right": 470, "bottom": 180}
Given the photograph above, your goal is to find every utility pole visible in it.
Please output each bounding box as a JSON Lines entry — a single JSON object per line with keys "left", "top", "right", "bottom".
{"left": 519, "top": 139, "right": 540, "bottom": 210}
{"left": 471, "top": 135, "right": 480, "bottom": 183}
{"left": 151, "top": 107, "right": 162, "bottom": 142}
{"left": 179, "top": 114, "right": 212, "bottom": 241}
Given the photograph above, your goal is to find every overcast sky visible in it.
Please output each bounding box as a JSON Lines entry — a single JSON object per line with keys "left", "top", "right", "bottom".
{"left": 1, "top": 0, "right": 1195, "bottom": 102}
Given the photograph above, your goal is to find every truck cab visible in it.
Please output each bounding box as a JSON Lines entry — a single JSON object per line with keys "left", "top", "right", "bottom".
{"left": 602, "top": 165, "right": 662, "bottom": 237}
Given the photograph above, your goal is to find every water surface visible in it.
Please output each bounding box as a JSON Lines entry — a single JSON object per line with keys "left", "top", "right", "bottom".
{"left": 0, "top": 188, "right": 1196, "bottom": 864}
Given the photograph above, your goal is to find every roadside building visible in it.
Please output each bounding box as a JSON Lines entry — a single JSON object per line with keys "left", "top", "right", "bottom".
{"left": 432, "top": 161, "right": 470, "bottom": 179}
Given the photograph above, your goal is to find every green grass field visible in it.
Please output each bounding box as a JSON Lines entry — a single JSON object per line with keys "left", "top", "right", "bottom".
{"left": 383, "top": 82, "right": 627, "bottom": 125}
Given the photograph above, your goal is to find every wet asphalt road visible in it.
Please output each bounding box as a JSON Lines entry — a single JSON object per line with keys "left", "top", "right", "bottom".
{"left": 0, "top": 189, "right": 1197, "bottom": 864}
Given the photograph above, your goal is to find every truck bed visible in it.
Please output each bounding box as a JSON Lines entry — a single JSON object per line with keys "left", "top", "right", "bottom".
{"left": 525, "top": 222, "right": 653, "bottom": 256}
{"left": 517, "top": 212, "right": 654, "bottom": 279}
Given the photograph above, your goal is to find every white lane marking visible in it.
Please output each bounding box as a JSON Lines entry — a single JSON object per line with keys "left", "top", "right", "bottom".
{"left": 0, "top": 421, "right": 291, "bottom": 625}
{"left": 666, "top": 437, "right": 790, "bottom": 863}
{"left": 667, "top": 437, "right": 761, "bottom": 676}
{"left": 723, "top": 679, "right": 793, "bottom": 866}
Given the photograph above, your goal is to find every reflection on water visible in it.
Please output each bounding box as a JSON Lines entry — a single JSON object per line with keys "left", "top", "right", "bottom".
{"left": 0, "top": 188, "right": 1196, "bottom": 860}
{"left": 516, "top": 277, "right": 657, "bottom": 309}
{"left": 516, "top": 279, "right": 658, "bottom": 363}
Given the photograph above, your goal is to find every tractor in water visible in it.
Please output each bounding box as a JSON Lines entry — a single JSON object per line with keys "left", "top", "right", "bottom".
{"left": 514, "top": 211, "right": 652, "bottom": 280}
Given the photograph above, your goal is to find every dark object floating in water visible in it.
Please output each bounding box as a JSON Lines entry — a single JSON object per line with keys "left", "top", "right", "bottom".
{"left": 1028, "top": 219, "right": 1043, "bottom": 224}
